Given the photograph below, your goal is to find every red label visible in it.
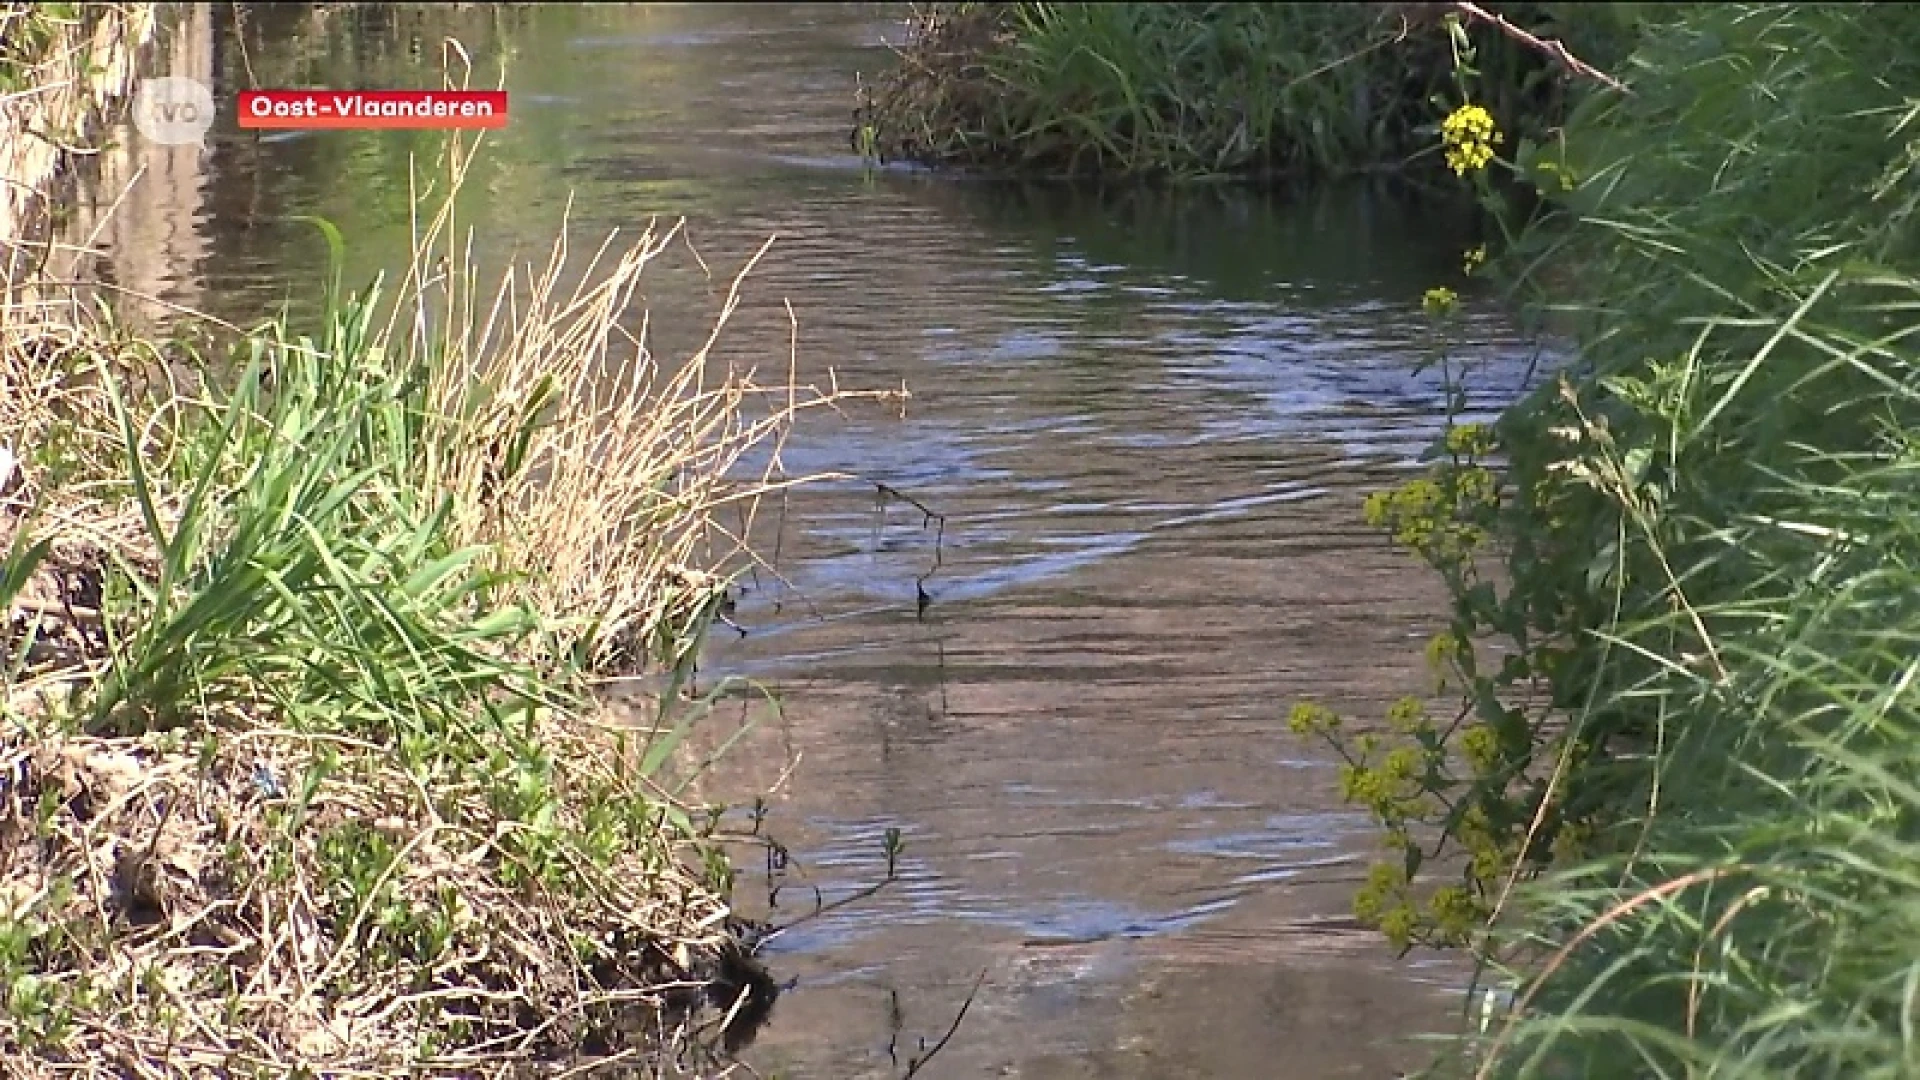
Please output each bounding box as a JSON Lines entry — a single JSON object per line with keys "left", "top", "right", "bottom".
{"left": 237, "top": 90, "right": 508, "bottom": 129}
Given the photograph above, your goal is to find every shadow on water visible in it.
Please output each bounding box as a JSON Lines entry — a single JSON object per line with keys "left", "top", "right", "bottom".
{"left": 88, "top": 4, "right": 1565, "bottom": 1075}
{"left": 921, "top": 176, "right": 1484, "bottom": 300}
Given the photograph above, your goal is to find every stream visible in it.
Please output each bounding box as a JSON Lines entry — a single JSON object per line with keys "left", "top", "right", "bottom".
{"left": 97, "top": 4, "right": 1553, "bottom": 1075}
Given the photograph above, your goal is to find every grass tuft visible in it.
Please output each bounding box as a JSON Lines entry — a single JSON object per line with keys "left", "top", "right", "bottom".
{"left": 1287, "top": 4, "right": 1920, "bottom": 1076}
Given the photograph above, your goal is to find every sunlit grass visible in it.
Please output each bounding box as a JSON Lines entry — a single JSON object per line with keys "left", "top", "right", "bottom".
{"left": 1419, "top": 5, "right": 1920, "bottom": 1077}
{"left": 854, "top": 2, "right": 1637, "bottom": 181}
{"left": 1459, "top": 286, "right": 1920, "bottom": 1076}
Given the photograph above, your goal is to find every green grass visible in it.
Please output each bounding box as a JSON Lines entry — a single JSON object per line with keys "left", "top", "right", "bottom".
{"left": 1291, "top": 4, "right": 1920, "bottom": 1077}
{"left": 84, "top": 311, "right": 545, "bottom": 738}
{"left": 1462, "top": 5, "right": 1920, "bottom": 1075}
{"left": 1479, "top": 421, "right": 1920, "bottom": 1077}
{"left": 854, "top": 2, "right": 1644, "bottom": 182}
{"left": 0, "top": 291, "right": 752, "bottom": 1077}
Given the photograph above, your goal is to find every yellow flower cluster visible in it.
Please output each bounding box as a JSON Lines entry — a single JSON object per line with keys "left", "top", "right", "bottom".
{"left": 1463, "top": 243, "right": 1488, "bottom": 275}
{"left": 1441, "top": 103, "right": 1503, "bottom": 176}
{"left": 1422, "top": 286, "right": 1459, "bottom": 316}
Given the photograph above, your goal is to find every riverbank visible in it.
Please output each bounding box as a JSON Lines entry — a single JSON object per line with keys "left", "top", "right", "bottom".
{"left": 0, "top": 193, "right": 821, "bottom": 1079}
{"left": 1268, "top": 4, "right": 1920, "bottom": 1076}
{"left": 1464, "top": 5, "right": 1920, "bottom": 1074}
{"left": 0, "top": 20, "right": 882, "bottom": 1075}
{"left": 852, "top": 3, "right": 1639, "bottom": 182}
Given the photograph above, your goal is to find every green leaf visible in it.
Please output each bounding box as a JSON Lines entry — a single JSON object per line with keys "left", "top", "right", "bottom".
{"left": 0, "top": 534, "right": 50, "bottom": 611}
{"left": 290, "top": 215, "right": 348, "bottom": 316}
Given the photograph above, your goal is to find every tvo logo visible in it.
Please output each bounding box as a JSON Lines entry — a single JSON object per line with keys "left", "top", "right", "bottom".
{"left": 132, "top": 77, "right": 215, "bottom": 146}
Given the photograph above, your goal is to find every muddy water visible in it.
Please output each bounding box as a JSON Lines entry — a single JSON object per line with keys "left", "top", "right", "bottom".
{"left": 112, "top": 3, "right": 1553, "bottom": 1076}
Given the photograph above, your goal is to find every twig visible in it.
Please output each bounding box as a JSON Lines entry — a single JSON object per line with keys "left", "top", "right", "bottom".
{"left": 1448, "top": 2, "right": 1631, "bottom": 94}
{"left": 754, "top": 873, "right": 895, "bottom": 953}
{"left": 902, "top": 968, "right": 988, "bottom": 1079}
{"left": 874, "top": 483, "right": 947, "bottom": 618}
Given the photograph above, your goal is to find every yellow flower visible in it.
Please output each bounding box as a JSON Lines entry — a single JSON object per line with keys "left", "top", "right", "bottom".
{"left": 1441, "top": 103, "right": 1504, "bottom": 177}
{"left": 1459, "top": 723, "right": 1502, "bottom": 775}
{"left": 1423, "top": 286, "right": 1459, "bottom": 316}
{"left": 1444, "top": 421, "right": 1494, "bottom": 457}
{"left": 1463, "top": 244, "right": 1488, "bottom": 274}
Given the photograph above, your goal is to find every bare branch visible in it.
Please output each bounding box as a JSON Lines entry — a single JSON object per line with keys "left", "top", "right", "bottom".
{"left": 1450, "top": 2, "right": 1632, "bottom": 95}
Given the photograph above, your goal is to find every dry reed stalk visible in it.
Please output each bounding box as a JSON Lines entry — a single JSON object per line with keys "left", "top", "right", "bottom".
{"left": 392, "top": 131, "right": 905, "bottom": 675}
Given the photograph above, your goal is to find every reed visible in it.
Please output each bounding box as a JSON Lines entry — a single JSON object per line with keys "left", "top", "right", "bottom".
{"left": 387, "top": 136, "right": 901, "bottom": 676}
{"left": 1292, "top": 5, "right": 1920, "bottom": 1076}
{"left": 1457, "top": 5, "right": 1920, "bottom": 1075}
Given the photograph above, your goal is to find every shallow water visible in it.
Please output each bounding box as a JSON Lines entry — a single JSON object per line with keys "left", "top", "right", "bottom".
{"left": 99, "top": 4, "right": 1555, "bottom": 1075}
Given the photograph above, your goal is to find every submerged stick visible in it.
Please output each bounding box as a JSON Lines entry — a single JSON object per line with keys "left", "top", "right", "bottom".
{"left": 874, "top": 482, "right": 946, "bottom": 619}
{"left": 901, "top": 968, "right": 988, "bottom": 1079}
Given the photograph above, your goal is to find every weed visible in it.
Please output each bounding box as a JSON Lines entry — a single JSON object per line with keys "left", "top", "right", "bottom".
{"left": 1291, "top": 4, "right": 1920, "bottom": 1077}
{"left": 0, "top": 112, "right": 899, "bottom": 1080}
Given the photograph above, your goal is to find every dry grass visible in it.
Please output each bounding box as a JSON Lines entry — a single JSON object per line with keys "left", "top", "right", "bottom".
{"left": 852, "top": 4, "right": 1015, "bottom": 169}
{"left": 400, "top": 137, "right": 904, "bottom": 673}
{"left": 0, "top": 116, "right": 898, "bottom": 1076}
{"left": 0, "top": 709, "right": 760, "bottom": 1078}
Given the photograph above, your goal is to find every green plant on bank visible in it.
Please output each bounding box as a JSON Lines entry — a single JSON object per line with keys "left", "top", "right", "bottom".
{"left": 1290, "top": 15, "right": 1589, "bottom": 955}
{"left": 0, "top": 286, "right": 743, "bottom": 1076}
{"left": 1298, "top": 3, "right": 1920, "bottom": 1077}
{"left": 0, "top": 117, "right": 894, "bottom": 1073}
{"left": 853, "top": 2, "right": 1643, "bottom": 181}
